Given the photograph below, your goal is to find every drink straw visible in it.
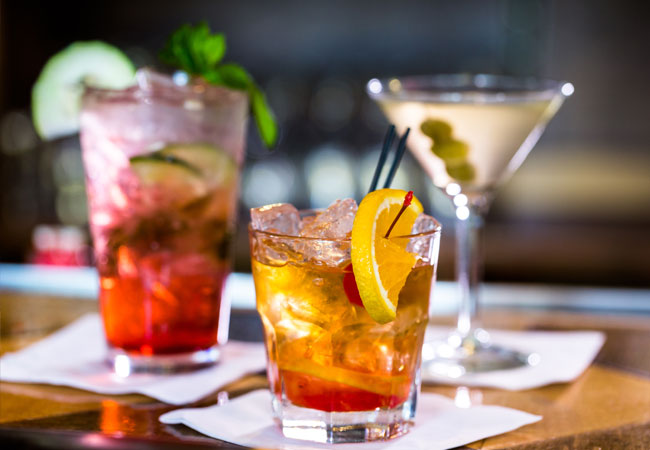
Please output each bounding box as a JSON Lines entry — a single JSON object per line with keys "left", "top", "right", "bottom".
{"left": 368, "top": 125, "right": 395, "bottom": 193}
{"left": 382, "top": 128, "right": 410, "bottom": 189}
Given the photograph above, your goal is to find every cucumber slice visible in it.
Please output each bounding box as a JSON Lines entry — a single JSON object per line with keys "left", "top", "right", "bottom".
{"left": 32, "top": 41, "right": 135, "bottom": 140}
{"left": 157, "top": 143, "right": 237, "bottom": 187}
{"left": 130, "top": 154, "right": 208, "bottom": 206}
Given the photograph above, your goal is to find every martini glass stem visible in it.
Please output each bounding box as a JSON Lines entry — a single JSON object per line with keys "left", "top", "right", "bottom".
{"left": 455, "top": 204, "right": 484, "bottom": 339}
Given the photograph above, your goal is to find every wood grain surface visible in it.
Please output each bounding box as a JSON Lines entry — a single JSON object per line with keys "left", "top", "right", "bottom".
{"left": 1, "top": 291, "right": 649, "bottom": 449}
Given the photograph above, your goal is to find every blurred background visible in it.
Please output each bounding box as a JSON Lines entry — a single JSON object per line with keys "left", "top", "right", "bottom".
{"left": 1, "top": 0, "right": 648, "bottom": 287}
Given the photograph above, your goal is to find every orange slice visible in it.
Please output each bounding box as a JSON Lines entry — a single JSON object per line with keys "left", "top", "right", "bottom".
{"left": 351, "top": 189, "right": 423, "bottom": 324}
{"left": 278, "top": 358, "right": 408, "bottom": 396}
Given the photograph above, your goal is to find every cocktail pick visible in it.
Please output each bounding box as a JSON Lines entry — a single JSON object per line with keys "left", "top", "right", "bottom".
{"left": 367, "top": 125, "right": 410, "bottom": 193}
{"left": 384, "top": 190, "right": 414, "bottom": 238}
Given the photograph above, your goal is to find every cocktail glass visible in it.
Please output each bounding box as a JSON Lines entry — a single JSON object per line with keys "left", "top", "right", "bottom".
{"left": 250, "top": 205, "right": 441, "bottom": 443}
{"left": 367, "top": 74, "right": 572, "bottom": 374}
{"left": 80, "top": 69, "right": 248, "bottom": 373}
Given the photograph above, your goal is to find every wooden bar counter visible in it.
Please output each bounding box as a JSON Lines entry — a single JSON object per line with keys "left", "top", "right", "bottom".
{"left": 1, "top": 289, "right": 649, "bottom": 449}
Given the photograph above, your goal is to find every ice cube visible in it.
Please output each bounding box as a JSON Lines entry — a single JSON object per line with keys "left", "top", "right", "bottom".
{"left": 332, "top": 324, "right": 396, "bottom": 374}
{"left": 300, "top": 198, "right": 357, "bottom": 238}
{"left": 275, "top": 318, "right": 326, "bottom": 342}
{"left": 407, "top": 214, "right": 440, "bottom": 261}
{"left": 250, "top": 234, "right": 303, "bottom": 267}
{"left": 286, "top": 295, "right": 328, "bottom": 327}
{"left": 411, "top": 213, "right": 438, "bottom": 234}
{"left": 136, "top": 68, "right": 176, "bottom": 91}
{"left": 276, "top": 319, "right": 333, "bottom": 367}
{"left": 251, "top": 203, "right": 301, "bottom": 236}
{"left": 250, "top": 203, "right": 302, "bottom": 266}
{"left": 296, "top": 199, "right": 357, "bottom": 266}
{"left": 298, "top": 238, "right": 352, "bottom": 267}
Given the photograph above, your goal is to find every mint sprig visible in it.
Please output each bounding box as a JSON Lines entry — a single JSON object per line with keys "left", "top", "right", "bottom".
{"left": 160, "top": 23, "right": 278, "bottom": 149}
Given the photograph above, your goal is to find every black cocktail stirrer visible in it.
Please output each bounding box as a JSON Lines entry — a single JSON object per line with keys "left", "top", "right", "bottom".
{"left": 368, "top": 125, "right": 395, "bottom": 193}
{"left": 382, "top": 128, "right": 410, "bottom": 189}
{"left": 367, "top": 125, "right": 411, "bottom": 193}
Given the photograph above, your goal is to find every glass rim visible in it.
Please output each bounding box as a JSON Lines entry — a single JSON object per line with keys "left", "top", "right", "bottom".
{"left": 248, "top": 210, "right": 442, "bottom": 242}
{"left": 366, "top": 73, "right": 573, "bottom": 104}
{"left": 82, "top": 68, "right": 248, "bottom": 106}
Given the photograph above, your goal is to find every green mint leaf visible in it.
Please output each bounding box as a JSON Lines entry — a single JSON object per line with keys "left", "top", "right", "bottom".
{"left": 250, "top": 85, "right": 278, "bottom": 148}
{"left": 188, "top": 23, "right": 209, "bottom": 72}
{"left": 190, "top": 23, "right": 226, "bottom": 72}
{"left": 161, "top": 23, "right": 278, "bottom": 149}
{"left": 160, "top": 24, "right": 196, "bottom": 73}
{"left": 215, "top": 63, "right": 252, "bottom": 90}
{"left": 202, "top": 68, "right": 222, "bottom": 85}
{"left": 160, "top": 22, "right": 224, "bottom": 75}
{"left": 202, "top": 33, "right": 226, "bottom": 68}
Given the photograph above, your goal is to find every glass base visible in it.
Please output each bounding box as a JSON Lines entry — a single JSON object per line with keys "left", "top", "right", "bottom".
{"left": 271, "top": 392, "right": 416, "bottom": 443}
{"left": 423, "top": 328, "right": 531, "bottom": 377}
{"left": 107, "top": 345, "right": 220, "bottom": 375}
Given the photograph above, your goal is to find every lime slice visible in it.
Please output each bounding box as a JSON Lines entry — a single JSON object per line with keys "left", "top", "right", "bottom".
{"left": 129, "top": 154, "right": 207, "bottom": 206}
{"left": 350, "top": 189, "right": 423, "bottom": 324}
{"left": 32, "top": 41, "right": 135, "bottom": 140}
{"left": 157, "top": 143, "right": 237, "bottom": 187}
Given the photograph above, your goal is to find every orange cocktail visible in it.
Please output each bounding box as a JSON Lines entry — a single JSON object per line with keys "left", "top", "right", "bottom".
{"left": 254, "top": 260, "right": 433, "bottom": 412}
{"left": 250, "top": 191, "right": 440, "bottom": 443}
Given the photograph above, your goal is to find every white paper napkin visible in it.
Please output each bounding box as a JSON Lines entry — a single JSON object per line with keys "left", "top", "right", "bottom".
{"left": 160, "top": 389, "right": 541, "bottom": 450}
{"left": 422, "top": 327, "right": 606, "bottom": 390}
{"left": 0, "top": 314, "right": 266, "bottom": 405}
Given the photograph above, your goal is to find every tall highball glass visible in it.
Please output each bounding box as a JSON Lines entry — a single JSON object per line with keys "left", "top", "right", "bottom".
{"left": 80, "top": 69, "right": 248, "bottom": 373}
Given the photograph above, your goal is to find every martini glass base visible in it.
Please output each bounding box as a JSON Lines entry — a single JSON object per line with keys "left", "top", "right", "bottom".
{"left": 422, "top": 329, "right": 531, "bottom": 378}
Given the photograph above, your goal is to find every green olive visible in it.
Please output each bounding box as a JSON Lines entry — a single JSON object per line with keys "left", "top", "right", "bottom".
{"left": 445, "top": 161, "right": 476, "bottom": 182}
{"left": 420, "top": 119, "right": 452, "bottom": 142}
{"left": 431, "top": 139, "right": 469, "bottom": 161}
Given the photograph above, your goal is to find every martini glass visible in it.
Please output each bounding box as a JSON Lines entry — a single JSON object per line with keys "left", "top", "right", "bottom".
{"left": 367, "top": 74, "right": 573, "bottom": 375}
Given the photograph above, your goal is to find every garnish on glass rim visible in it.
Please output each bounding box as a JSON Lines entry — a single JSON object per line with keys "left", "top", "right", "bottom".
{"left": 31, "top": 42, "right": 136, "bottom": 140}
{"left": 384, "top": 191, "right": 414, "bottom": 238}
{"left": 344, "top": 190, "right": 413, "bottom": 309}
{"left": 344, "top": 126, "right": 415, "bottom": 311}
{"left": 159, "top": 22, "right": 278, "bottom": 149}
{"left": 350, "top": 188, "right": 422, "bottom": 323}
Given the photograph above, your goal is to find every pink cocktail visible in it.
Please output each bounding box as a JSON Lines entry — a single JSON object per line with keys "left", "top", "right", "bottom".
{"left": 80, "top": 69, "right": 248, "bottom": 372}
